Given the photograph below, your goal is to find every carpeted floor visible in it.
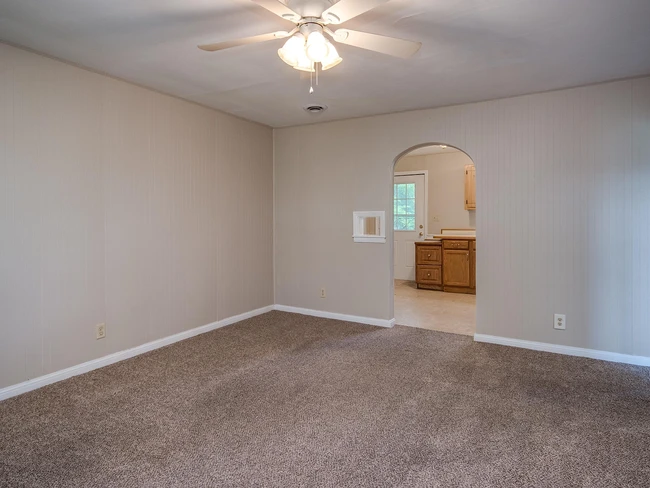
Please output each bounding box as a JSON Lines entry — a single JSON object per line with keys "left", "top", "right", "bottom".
{"left": 1, "top": 311, "right": 649, "bottom": 487}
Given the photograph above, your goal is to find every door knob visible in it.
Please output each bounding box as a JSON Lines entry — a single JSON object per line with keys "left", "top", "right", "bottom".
{"left": 419, "top": 225, "right": 424, "bottom": 229}
{"left": 419, "top": 232, "right": 424, "bottom": 237}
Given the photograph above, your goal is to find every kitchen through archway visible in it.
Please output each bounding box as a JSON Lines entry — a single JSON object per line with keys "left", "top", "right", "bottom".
{"left": 392, "top": 143, "right": 477, "bottom": 335}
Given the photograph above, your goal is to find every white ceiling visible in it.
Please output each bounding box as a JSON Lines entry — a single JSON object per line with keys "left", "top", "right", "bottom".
{"left": 1, "top": 0, "right": 650, "bottom": 127}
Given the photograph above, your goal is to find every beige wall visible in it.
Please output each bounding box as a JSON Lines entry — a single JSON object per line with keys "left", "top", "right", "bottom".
{"left": 274, "top": 76, "right": 650, "bottom": 358}
{"left": 0, "top": 44, "right": 274, "bottom": 389}
{"left": 396, "top": 151, "right": 475, "bottom": 235}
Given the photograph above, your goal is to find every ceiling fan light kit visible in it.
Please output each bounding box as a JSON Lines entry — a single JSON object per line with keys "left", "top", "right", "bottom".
{"left": 277, "top": 34, "right": 306, "bottom": 67}
{"left": 305, "top": 30, "right": 329, "bottom": 63}
{"left": 320, "top": 43, "right": 342, "bottom": 70}
{"left": 277, "top": 23, "right": 343, "bottom": 73}
{"left": 199, "top": 0, "right": 420, "bottom": 95}
{"left": 294, "top": 49, "right": 317, "bottom": 72}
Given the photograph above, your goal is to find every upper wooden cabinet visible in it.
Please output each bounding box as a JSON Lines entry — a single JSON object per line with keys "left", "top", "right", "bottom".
{"left": 464, "top": 164, "right": 476, "bottom": 210}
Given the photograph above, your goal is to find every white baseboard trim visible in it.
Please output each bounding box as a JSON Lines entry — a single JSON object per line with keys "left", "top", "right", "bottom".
{"left": 274, "top": 305, "right": 396, "bottom": 328}
{"left": 474, "top": 334, "right": 650, "bottom": 367}
{"left": 0, "top": 305, "right": 274, "bottom": 402}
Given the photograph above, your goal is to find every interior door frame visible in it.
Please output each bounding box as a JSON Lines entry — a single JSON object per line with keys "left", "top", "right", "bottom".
{"left": 389, "top": 143, "right": 477, "bottom": 325}
{"left": 394, "top": 170, "right": 429, "bottom": 238}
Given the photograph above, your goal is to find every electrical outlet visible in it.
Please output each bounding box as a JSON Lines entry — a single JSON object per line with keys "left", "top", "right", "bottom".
{"left": 554, "top": 314, "right": 566, "bottom": 330}
{"left": 320, "top": 288, "right": 326, "bottom": 299}
{"left": 96, "top": 323, "right": 106, "bottom": 339}
{"left": 432, "top": 216, "right": 440, "bottom": 222}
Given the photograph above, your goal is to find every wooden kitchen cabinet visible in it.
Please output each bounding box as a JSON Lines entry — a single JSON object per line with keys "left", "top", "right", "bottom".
{"left": 443, "top": 249, "right": 471, "bottom": 287}
{"left": 441, "top": 238, "right": 476, "bottom": 294}
{"left": 470, "top": 240, "right": 476, "bottom": 290}
{"left": 464, "top": 164, "right": 476, "bottom": 210}
{"left": 414, "top": 241, "right": 443, "bottom": 291}
{"left": 415, "top": 238, "right": 475, "bottom": 295}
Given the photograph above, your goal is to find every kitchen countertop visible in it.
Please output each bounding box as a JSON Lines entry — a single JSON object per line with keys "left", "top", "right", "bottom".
{"left": 433, "top": 235, "right": 476, "bottom": 240}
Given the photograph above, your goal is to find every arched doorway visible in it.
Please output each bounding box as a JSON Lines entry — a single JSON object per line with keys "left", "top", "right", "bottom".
{"left": 391, "top": 143, "right": 477, "bottom": 335}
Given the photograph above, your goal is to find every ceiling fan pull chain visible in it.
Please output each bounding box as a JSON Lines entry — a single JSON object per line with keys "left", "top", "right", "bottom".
{"left": 310, "top": 68, "right": 314, "bottom": 94}
{"left": 316, "top": 62, "right": 319, "bottom": 86}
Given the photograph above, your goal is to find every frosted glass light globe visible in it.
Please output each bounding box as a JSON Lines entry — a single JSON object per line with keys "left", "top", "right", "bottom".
{"left": 321, "top": 43, "right": 342, "bottom": 71}
{"left": 305, "top": 31, "right": 329, "bottom": 63}
{"left": 278, "top": 34, "right": 305, "bottom": 67}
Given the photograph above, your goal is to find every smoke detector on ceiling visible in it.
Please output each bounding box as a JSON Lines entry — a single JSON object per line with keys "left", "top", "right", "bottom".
{"left": 303, "top": 103, "right": 328, "bottom": 114}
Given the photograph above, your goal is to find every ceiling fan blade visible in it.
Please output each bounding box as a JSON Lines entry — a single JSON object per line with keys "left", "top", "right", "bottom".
{"left": 198, "top": 31, "right": 291, "bottom": 52}
{"left": 333, "top": 29, "right": 421, "bottom": 58}
{"left": 250, "top": 0, "right": 301, "bottom": 22}
{"left": 322, "top": 0, "right": 390, "bottom": 24}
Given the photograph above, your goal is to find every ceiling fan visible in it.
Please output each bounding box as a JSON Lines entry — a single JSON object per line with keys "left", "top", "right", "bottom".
{"left": 198, "top": 0, "right": 422, "bottom": 73}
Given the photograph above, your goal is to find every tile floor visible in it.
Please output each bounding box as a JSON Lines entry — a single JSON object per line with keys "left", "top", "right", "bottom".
{"left": 394, "top": 280, "right": 476, "bottom": 336}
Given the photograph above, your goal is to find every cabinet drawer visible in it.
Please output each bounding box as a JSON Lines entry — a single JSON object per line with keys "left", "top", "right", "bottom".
{"left": 416, "top": 246, "right": 441, "bottom": 265}
{"left": 417, "top": 266, "right": 442, "bottom": 285}
{"left": 443, "top": 240, "right": 469, "bottom": 250}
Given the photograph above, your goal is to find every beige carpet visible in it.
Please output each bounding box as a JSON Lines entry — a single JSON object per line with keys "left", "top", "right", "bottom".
{"left": 1, "top": 311, "right": 649, "bottom": 487}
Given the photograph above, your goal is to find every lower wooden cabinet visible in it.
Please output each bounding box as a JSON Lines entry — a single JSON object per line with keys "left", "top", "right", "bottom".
{"left": 470, "top": 240, "right": 476, "bottom": 289}
{"left": 417, "top": 266, "right": 442, "bottom": 284}
{"left": 414, "top": 239, "right": 475, "bottom": 294}
{"left": 414, "top": 242, "right": 442, "bottom": 290}
{"left": 442, "top": 239, "right": 476, "bottom": 295}
{"left": 416, "top": 245, "right": 441, "bottom": 265}
{"left": 443, "top": 249, "right": 471, "bottom": 287}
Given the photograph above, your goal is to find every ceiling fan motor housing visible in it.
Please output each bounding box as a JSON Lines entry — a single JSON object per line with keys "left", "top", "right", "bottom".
{"left": 299, "top": 21, "right": 324, "bottom": 37}
{"left": 286, "top": 0, "right": 336, "bottom": 18}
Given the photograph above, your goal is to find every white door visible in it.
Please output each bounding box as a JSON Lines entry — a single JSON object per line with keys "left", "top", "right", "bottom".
{"left": 394, "top": 174, "right": 426, "bottom": 281}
